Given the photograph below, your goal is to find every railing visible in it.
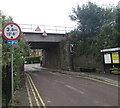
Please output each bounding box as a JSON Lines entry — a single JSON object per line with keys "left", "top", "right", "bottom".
{"left": 19, "top": 24, "right": 74, "bottom": 34}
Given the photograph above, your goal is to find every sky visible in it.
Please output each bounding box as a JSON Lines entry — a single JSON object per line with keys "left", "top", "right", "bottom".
{"left": 0, "top": 0, "right": 120, "bottom": 28}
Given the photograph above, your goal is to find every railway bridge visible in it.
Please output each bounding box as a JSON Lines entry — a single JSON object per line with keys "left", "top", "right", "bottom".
{"left": 19, "top": 24, "right": 73, "bottom": 70}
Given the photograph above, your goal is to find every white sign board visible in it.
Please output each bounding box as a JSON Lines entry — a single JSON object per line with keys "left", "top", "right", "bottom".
{"left": 104, "top": 54, "right": 111, "bottom": 64}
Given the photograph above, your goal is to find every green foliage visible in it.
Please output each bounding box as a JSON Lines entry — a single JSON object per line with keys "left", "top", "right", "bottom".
{"left": 115, "top": 7, "right": 120, "bottom": 46}
{"left": 25, "top": 56, "right": 41, "bottom": 64}
{"left": 1, "top": 10, "right": 31, "bottom": 94}
{"left": 70, "top": 2, "right": 100, "bottom": 34}
{"left": 68, "top": 2, "right": 119, "bottom": 62}
{"left": 69, "top": 2, "right": 116, "bottom": 36}
{"left": 110, "top": 68, "right": 120, "bottom": 71}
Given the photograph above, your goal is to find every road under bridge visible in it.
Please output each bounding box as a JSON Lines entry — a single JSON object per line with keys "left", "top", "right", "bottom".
{"left": 21, "top": 24, "right": 72, "bottom": 70}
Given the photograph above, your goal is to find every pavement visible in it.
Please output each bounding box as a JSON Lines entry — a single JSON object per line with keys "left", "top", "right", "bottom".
{"left": 50, "top": 69, "right": 119, "bottom": 85}
{"left": 32, "top": 64, "right": 119, "bottom": 86}
{"left": 14, "top": 63, "right": 119, "bottom": 107}
{"left": 14, "top": 73, "right": 29, "bottom": 106}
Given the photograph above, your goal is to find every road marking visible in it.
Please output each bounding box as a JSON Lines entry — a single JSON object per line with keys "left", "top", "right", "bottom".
{"left": 61, "top": 73, "right": 120, "bottom": 87}
{"left": 77, "top": 75, "right": 120, "bottom": 87}
{"left": 25, "top": 80, "right": 33, "bottom": 108}
{"left": 26, "top": 74, "right": 40, "bottom": 108}
{"left": 55, "top": 80, "right": 66, "bottom": 84}
{"left": 65, "top": 84, "right": 84, "bottom": 94}
{"left": 27, "top": 73, "right": 46, "bottom": 108}
{"left": 47, "top": 100, "right": 52, "bottom": 103}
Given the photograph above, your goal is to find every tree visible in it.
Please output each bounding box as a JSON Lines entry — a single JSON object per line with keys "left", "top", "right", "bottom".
{"left": 1, "top": 10, "right": 31, "bottom": 105}
{"left": 115, "top": 4, "right": 120, "bottom": 46}
{"left": 69, "top": 2, "right": 115, "bottom": 36}
{"left": 66, "top": 2, "right": 118, "bottom": 62}
{"left": 1, "top": 11, "right": 30, "bottom": 68}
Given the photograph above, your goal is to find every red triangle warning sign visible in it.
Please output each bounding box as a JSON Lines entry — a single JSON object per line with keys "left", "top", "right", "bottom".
{"left": 35, "top": 26, "right": 41, "bottom": 32}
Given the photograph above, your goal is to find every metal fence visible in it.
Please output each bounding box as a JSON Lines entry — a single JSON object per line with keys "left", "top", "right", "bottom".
{"left": 2, "top": 63, "right": 24, "bottom": 107}
{"left": 2, "top": 64, "right": 11, "bottom": 107}
{"left": 19, "top": 24, "right": 74, "bottom": 34}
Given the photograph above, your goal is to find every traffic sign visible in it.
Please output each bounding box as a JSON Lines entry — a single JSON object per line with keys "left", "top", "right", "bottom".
{"left": 2, "top": 23, "right": 21, "bottom": 40}
{"left": 7, "top": 40, "right": 18, "bottom": 45}
{"left": 35, "top": 26, "right": 41, "bottom": 32}
{"left": 2, "top": 23, "right": 21, "bottom": 104}
{"left": 42, "top": 30, "right": 47, "bottom": 37}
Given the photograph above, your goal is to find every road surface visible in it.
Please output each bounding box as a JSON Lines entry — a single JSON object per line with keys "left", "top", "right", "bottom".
{"left": 25, "top": 64, "right": 119, "bottom": 107}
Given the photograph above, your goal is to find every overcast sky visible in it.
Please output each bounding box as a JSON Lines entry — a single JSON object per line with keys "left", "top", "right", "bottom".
{"left": 1, "top": 0, "right": 119, "bottom": 28}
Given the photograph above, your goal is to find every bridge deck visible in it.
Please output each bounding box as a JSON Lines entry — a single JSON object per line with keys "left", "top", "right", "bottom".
{"left": 19, "top": 24, "right": 73, "bottom": 34}
{"left": 23, "top": 32, "right": 65, "bottom": 49}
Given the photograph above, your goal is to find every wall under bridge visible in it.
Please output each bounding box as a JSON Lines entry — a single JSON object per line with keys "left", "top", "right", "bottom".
{"left": 23, "top": 32, "right": 72, "bottom": 70}
{"left": 24, "top": 32, "right": 104, "bottom": 72}
{"left": 42, "top": 42, "right": 104, "bottom": 72}
{"left": 42, "top": 43, "right": 72, "bottom": 71}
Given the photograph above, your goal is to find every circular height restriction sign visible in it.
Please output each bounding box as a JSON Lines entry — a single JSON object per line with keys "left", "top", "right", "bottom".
{"left": 2, "top": 23, "right": 21, "bottom": 40}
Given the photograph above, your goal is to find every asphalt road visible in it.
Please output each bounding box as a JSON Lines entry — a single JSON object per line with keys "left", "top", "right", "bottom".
{"left": 25, "top": 64, "right": 119, "bottom": 107}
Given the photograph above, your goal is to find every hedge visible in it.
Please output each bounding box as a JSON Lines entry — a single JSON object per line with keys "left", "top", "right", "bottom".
{"left": 25, "top": 56, "right": 41, "bottom": 64}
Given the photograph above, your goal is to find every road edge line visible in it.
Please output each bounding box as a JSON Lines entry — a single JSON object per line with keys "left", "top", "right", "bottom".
{"left": 25, "top": 73, "right": 40, "bottom": 108}
{"left": 27, "top": 73, "right": 46, "bottom": 108}
{"left": 60, "top": 72, "right": 120, "bottom": 87}
{"left": 76, "top": 75, "right": 120, "bottom": 87}
{"left": 25, "top": 76, "right": 33, "bottom": 108}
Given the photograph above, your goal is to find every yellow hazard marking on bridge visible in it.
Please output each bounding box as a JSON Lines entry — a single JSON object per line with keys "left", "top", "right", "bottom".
{"left": 26, "top": 73, "right": 46, "bottom": 108}
{"left": 25, "top": 73, "right": 40, "bottom": 108}
{"left": 58, "top": 73, "right": 120, "bottom": 88}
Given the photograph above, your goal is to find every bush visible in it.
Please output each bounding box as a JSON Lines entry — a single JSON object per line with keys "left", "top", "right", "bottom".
{"left": 25, "top": 56, "right": 41, "bottom": 64}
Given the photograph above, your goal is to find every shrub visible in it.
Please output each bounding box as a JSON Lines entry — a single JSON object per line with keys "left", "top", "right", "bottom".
{"left": 25, "top": 56, "right": 41, "bottom": 64}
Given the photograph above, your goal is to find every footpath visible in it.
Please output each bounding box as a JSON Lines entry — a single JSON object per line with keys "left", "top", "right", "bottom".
{"left": 14, "top": 64, "right": 119, "bottom": 106}
{"left": 42, "top": 68, "right": 119, "bottom": 86}
{"left": 14, "top": 73, "right": 29, "bottom": 106}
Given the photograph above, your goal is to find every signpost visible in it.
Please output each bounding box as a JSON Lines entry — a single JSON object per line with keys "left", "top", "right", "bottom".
{"left": 2, "top": 23, "right": 21, "bottom": 104}
{"left": 7, "top": 40, "right": 18, "bottom": 45}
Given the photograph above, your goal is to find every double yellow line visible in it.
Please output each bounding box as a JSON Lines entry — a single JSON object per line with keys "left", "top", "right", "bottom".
{"left": 60, "top": 73, "right": 120, "bottom": 88}
{"left": 77, "top": 75, "right": 120, "bottom": 88}
{"left": 25, "top": 73, "right": 46, "bottom": 108}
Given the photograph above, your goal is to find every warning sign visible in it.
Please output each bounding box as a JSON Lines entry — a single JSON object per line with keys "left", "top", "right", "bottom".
{"left": 42, "top": 30, "right": 47, "bottom": 37}
{"left": 35, "top": 26, "right": 41, "bottom": 32}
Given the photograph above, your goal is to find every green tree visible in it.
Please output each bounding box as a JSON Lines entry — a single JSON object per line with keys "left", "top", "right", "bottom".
{"left": 115, "top": 5, "right": 120, "bottom": 46}
{"left": 69, "top": 2, "right": 116, "bottom": 36}
{"left": 67, "top": 2, "right": 118, "bottom": 61}
{"left": 1, "top": 10, "right": 31, "bottom": 105}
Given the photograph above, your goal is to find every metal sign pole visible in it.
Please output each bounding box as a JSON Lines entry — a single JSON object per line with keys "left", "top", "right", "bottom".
{"left": 11, "top": 45, "right": 14, "bottom": 104}
{"left": 2, "top": 23, "right": 21, "bottom": 105}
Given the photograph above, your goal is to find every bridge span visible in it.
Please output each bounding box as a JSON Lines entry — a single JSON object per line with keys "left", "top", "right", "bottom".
{"left": 23, "top": 32, "right": 65, "bottom": 49}
{"left": 20, "top": 24, "right": 73, "bottom": 49}
{"left": 19, "top": 24, "right": 73, "bottom": 34}
{"left": 21, "top": 24, "right": 72, "bottom": 70}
